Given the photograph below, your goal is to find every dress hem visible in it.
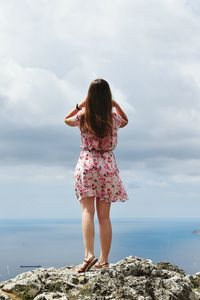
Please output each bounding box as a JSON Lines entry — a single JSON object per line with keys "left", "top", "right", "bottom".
{"left": 76, "top": 192, "right": 128, "bottom": 203}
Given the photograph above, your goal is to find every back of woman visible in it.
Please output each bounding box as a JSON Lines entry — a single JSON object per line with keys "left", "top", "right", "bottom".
{"left": 64, "top": 78, "right": 128, "bottom": 272}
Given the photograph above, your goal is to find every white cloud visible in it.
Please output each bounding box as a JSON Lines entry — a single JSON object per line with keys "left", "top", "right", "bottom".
{"left": 0, "top": 57, "right": 79, "bottom": 127}
{"left": 1, "top": 0, "right": 200, "bottom": 217}
{"left": 0, "top": 163, "right": 72, "bottom": 184}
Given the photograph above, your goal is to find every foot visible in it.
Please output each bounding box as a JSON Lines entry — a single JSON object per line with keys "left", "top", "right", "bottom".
{"left": 76, "top": 256, "right": 98, "bottom": 273}
{"left": 94, "top": 261, "right": 109, "bottom": 269}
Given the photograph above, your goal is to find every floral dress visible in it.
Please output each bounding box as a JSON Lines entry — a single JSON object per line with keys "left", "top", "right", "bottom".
{"left": 72, "top": 110, "right": 128, "bottom": 203}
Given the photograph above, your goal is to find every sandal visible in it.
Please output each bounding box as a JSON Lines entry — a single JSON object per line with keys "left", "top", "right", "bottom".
{"left": 94, "top": 261, "right": 109, "bottom": 269}
{"left": 77, "top": 256, "right": 98, "bottom": 273}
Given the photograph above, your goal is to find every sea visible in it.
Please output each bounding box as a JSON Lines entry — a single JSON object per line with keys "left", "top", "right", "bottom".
{"left": 0, "top": 217, "right": 200, "bottom": 281}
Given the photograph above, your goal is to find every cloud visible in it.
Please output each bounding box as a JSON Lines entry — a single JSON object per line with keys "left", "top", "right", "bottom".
{"left": 1, "top": 0, "right": 200, "bottom": 218}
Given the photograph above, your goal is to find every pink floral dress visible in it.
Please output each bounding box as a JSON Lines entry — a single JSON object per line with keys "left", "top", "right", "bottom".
{"left": 72, "top": 110, "right": 128, "bottom": 203}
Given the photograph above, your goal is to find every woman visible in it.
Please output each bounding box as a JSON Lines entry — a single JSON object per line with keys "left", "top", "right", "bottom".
{"left": 64, "top": 78, "right": 128, "bottom": 273}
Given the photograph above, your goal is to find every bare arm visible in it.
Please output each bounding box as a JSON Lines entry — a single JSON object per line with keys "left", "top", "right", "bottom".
{"left": 64, "top": 98, "right": 86, "bottom": 127}
{"left": 112, "top": 100, "right": 128, "bottom": 128}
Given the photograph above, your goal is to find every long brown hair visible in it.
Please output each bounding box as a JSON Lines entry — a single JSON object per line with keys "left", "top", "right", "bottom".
{"left": 81, "top": 78, "right": 112, "bottom": 138}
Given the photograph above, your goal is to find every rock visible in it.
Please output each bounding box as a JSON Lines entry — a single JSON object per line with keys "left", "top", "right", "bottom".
{"left": 190, "top": 273, "right": 200, "bottom": 299}
{"left": 34, "top": 292, "right": 69, "bottom": 300}
{"left": 0, "top": 291, "right": 10, "bottom": 300}
{"left": 157, "top": 261, "right": 186, "bottom": 276}
{"left": 0, "top": 256, "right": 199, "bottom": 300}
{"left": 2, "top": 272, "right": 42, "bottom": 300}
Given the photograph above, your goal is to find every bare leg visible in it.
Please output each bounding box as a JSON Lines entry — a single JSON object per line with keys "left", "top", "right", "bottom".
{"left": 80, "top": 196, "right": 95, "bottom": 260}
{"left": 96, "top": 199, "right": 112, "bottom": 264}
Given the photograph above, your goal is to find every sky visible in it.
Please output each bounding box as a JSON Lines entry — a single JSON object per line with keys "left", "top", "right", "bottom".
{"left": 0, "top": 0, "right": 200, "bottom": 219}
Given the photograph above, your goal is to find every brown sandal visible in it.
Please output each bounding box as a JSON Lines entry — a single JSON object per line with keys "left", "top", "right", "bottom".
{"left": 94, "top": 261, "right": 109, "bottom": 269}
{"left": 77, "top": 256, "right": 98, "bottom": 273}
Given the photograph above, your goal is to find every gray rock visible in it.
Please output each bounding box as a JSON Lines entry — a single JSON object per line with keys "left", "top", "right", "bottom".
{"left": 34, "top": 292, "right": 69, "bottom": 300}
{"left": 0, "top": 291, "right": 11, "bottom": 300}
{"left": 0, "top": 256, "right": 199, "bottom": 300}
{"left": 2, "top": 272, "right": 42, "bottom": 299}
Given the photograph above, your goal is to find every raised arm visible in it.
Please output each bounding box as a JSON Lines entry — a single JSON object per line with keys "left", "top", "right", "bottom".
{"left": 64, "top": 98, "right": 86, "bottom": 127}
{"left": 112, "top": 100, "right": 128, "bottom": 128}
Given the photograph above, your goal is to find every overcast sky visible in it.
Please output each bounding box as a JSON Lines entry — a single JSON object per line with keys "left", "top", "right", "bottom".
{"left": 0, "top": 0, "right": 200, "bottom": 219}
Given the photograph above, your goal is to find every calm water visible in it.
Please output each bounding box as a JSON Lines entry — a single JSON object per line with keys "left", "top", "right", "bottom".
{"left": 0, "top": 218, "right": 200, "bottom": 281}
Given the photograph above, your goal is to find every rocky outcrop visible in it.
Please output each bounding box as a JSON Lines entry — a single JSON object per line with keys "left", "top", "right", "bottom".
{"left": 0, "top": 256, "right": 200, "bottom": 300}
